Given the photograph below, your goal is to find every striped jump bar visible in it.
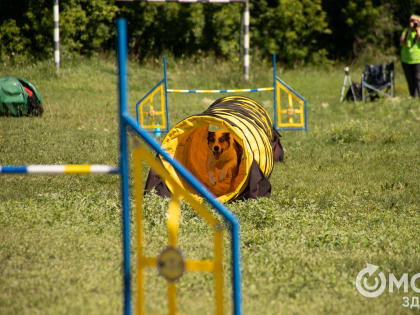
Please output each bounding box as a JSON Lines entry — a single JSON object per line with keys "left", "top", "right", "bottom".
{"left": 167, "top": 87, "right": 273, "bottom": 93}
{"left": 0, "top": 165, "right": 119, "bottom": 174}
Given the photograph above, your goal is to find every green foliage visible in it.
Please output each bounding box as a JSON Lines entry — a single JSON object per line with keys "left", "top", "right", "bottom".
{"left": 118, "top": 3, "right": 207, "bottom": 58}
{"left": 251, "top": 0, "right": 331, "bottom": 65}
{"left": 2, "top": 0, "right": 420, "bottom": 64}
{"left": 0, "top": 0, "right": 116, "bottom": 61}
{"left": 0, "top": 19, "right": 30, "bottom": 58}
{"left": 117, "top": 2, "right": 242, "bottom": 59}
{"left": 59, "top": 0, "right": 117, "bottom": 56}
{"left": 322, "top": 0, "right": 406, "bottom": 60}
{"left": 209, "top": 5, "right": 242, "bottom": 59}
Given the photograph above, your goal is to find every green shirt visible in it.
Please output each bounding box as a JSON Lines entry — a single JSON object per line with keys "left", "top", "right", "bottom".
{"left": 401, "top": 28, "right": 420, "bottom": 64}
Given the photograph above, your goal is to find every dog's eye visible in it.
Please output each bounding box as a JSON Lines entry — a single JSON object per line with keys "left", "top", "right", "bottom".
{"left": 207, "top": 132, "right": 215, "bottom": 142}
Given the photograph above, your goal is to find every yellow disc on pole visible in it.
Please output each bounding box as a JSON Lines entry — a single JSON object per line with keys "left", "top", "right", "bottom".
{"left": 157, "top": 247, "right": 185, "bottom": 282}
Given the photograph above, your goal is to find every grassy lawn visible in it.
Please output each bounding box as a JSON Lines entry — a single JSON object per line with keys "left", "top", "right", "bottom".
{"left": 0, "top": 55, "right": 419, "bottom": 315}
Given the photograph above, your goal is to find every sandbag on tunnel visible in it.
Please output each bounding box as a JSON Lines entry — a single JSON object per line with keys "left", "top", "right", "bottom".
{"left": 145, "top": 96, "right": 284, "bottom": 203}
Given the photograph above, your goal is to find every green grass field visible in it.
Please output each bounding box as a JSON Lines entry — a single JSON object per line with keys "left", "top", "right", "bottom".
{"left": 1, "top": 55, "right": 419, "bottom": 315}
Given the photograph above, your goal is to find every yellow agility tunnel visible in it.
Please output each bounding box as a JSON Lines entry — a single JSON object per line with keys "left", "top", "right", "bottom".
{"left": 145, "top": 96, "right": 284, "bottom": 203}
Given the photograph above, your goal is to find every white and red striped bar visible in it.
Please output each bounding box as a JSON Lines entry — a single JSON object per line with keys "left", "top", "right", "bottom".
{"left": 0, "top": 165, "right": 119, "bottom": 175}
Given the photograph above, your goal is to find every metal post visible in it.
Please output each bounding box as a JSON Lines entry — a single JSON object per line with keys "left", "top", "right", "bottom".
{"left": 340, "top": 67, "right": 352, "bottom": 103}
{"left": 53, "top": 0, "right": 60, "bottom": 72}
{"left": 117, "top": 18, "right": 132, "bottom": 315}
{"left": 362, "top": 74, "right": 365, "bottom": 102}
{"left": 231, "top": 222, "right": 242, "bottom": 315}
{"left": 243, "top": 0, "right": 250, "bottom": 81}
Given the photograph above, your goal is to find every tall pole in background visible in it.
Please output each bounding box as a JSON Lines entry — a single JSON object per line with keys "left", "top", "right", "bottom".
{"left": 243, "top": 0, "right": 249, "bottom": 80}
{"left": 116, "top": 0, "right": 249, "bottom": 79}
{"left": 54, "top": 0, "right": 60, "bottom": 73}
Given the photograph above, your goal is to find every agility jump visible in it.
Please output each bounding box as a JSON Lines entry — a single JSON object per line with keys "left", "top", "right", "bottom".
{"left": 0, "top": 18, "right": 242, "bottom": 315}
{"left": 136, "top": 55, "right": 308, "bottom": 134}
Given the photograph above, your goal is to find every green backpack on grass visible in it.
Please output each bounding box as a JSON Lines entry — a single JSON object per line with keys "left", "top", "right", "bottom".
{"left": 0, "top": 76, "right": 43, "bottom": 116}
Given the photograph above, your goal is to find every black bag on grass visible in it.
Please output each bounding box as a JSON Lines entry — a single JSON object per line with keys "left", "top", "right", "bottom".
{"left": 0, "top": 76, "right": 43, "bottom": 116}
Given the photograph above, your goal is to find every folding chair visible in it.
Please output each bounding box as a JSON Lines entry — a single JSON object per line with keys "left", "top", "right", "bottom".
{"left": 361, "top": 62, "right": 394, "bottom": 102}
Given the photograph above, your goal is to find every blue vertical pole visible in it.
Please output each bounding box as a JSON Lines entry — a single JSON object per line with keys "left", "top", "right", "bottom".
{"left": 232, "top": 223, "right": 242, "bottom": 315}
{"left": 272, "top": 54, "right": 278, "bottom": 130}
{"left": 117, "top": 18, "right": 132, "bottom": 315}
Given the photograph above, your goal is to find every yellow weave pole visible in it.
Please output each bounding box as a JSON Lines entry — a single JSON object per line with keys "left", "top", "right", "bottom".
{"left": 288, "top": 93, "right": 294, "bottom": 124}
{"left": 276, "top": 80, "right": 281, "bottom": 128}
{"left": 167, "top": 195, "right": 181, "bottom": 247}
{"left": 166, "top": 195, "right": 181, "bottom": 315}
{"left": 299, "top": 100, "right": 304, "bottom": 124}
{"left": 168, "top": 282, "right": 177, "bottom": 315}
{"left": 160, "top": 83, "right": 166, "bottom": 128}
{"left": 133, "top": 143, "right": 146, "bottom": 315}
{"left": 149, "top": 96, "right": 156, "bottom": 127}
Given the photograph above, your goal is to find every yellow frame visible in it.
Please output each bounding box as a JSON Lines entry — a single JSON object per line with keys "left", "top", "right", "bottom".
{"left": 276, "top": 80, "right": 305, "bottom": 128}
{"left": 139, "top": 84, "right": 167, "bottom": 130}
{"left": 133, "top": 143, "right": 224, "bottom": 315}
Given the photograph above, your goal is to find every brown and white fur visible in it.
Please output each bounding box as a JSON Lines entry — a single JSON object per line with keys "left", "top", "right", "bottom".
{"left": 207, "top": 129, "right": 242, "bottom": 186}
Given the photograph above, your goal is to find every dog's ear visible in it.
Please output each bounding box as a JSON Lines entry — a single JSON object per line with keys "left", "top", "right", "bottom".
{"left": 222, "top": 132, "right": 230, "bottom": 144}
{"left": 207, "top": 131, "right": 215, "bottom": 143}
{"left": 233, "top": 139, "right": 243, "bottom": 160}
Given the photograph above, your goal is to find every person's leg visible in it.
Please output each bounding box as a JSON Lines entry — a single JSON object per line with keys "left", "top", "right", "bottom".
{"left": 402, "top": 62, "right": 416, "bottom": 97}
{"left": 413, "top": 63, "right": 420, "bottom": 97}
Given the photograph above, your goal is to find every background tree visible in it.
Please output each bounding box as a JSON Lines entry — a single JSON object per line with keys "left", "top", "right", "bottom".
{"left": 2, "top": 0, "right": 420, "bottom": 65}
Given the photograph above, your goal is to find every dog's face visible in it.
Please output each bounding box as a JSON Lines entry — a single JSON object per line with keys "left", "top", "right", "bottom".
{"left": 207, "top": 130, "right": 231, "bottom": 160}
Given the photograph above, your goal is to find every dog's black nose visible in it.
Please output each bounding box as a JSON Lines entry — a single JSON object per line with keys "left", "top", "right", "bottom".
{"left": 214, "top": 146, "right": 219, "bottom": 152}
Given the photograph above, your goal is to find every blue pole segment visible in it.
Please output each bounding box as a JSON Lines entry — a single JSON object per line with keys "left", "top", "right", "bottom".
{"left": 117, "top": 18, "right": 132, "bottom": 315}
{"left": 272, "top": 54, "right": 277, "bottom": 130}
{"left": 121, "top": 112, "right": 242, "bottom": 314}
{"left": 232, "top": 223, "right": 242, "bottom": 315}
{"left": 0, "top": 166, "right": 27, "bottom": 173}
{"left": 163, "top": 56, "right": 170, "bottom": 133}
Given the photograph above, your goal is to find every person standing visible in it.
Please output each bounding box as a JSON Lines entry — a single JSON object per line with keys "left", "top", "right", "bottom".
{"left": 401, "top": 15, "right": 420, "bottom": 97}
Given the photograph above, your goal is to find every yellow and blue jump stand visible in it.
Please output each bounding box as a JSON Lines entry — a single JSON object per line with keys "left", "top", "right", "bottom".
{"left": 0, "top": 17, "right": 242, "bottom": 315}
{"left": 119, "top": 18, "right": 243, "bottom": 315}
{"left": 136, "top": 54, "right": 308, "bottom": 134}
{"left": 272, "top": 54, "right": 308, "bottom": 131}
